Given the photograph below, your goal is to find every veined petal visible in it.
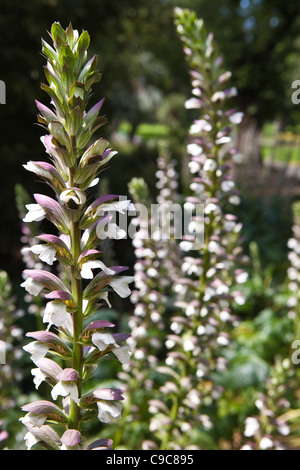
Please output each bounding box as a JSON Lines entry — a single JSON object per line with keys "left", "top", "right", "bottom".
{"left": 23, "top": 161, "right": 65, "bottom": 190}
{"left": 36, "top": 234, "right": 72, "bottom": 265}
{"left": 81, "top": 214, "right": 112, "bottom": 249}
{"left": 96, "top": 401, "right": 122, "bottom": 423}
{"left": 23, "top": 204, "right": 46, "bottom": 223}
{"left": 51, "top": 381, "right": 79, "bottom": 403}
{"left": 34, "top": 194, "right": 69, "bottom": 232}
{"left": 26, "top": 330, "right": 69, "bottom": 357}
{"left": 81, "top": 320, "right": 115, "bottom": 340}
{"left": 21, "top": 277, "right": 44, "bottom": 296}
{"left": 23, "top": 269, "right": 70, "bottom": 294}
{"left": 35, "top": 100, "right": 57, "bottom": 123}
{"left": 109, "top": 276, "right": 134, "bottom": 298}
{"left": 30, "top": 244, "right": 57, "bottom": 265}
{"left": 43, "top": 301, "right": 68, "bottom": 328}
{"left": 61, "top": 429, "right": 81, "bottom": 448}
{"left": 56, "top": 368, "right": 79, "bottom": 382}
{"left": 20, "top": 412, "right": 47, "bottom": 428}
{"left": 23, "top": 423, "right": 61, "bottom": 450}
{"left": 112, "top": 344, "right": 131, "bottom": 364}
{"left": 22, "top": 400, "right": 63, "bottom": 415}
{"left": 89, "top": 388, "right": 124, "bottom": 402}
{"left": 24, "top": 430, "right": 40, "bottom": 450}
{"left": 35, "top": 358, "right": 63, "bottom": 381}
{"left": 23, "top": 341, "right": 49, "bottom": 363}
{"left": 91, "top": 331, "right": 118, "bottom": 351}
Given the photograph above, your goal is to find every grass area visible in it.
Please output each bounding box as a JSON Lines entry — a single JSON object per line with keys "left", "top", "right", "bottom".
{"left": 118, "top": 120, "right": 300, "bottom": 164}
{"left": 261, "top": 122, "right": 300, "bottom": 165}
{"left": 136, "top": 122, "right": 170, "bottom": 139}
{"left": 261, "top": 144, "right": 300, "bottom": 164}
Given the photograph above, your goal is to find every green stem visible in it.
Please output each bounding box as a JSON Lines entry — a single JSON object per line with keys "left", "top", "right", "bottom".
{"left": 68, "top": 157, "right": 83, "bottom": 430}
{"left": 69, "top": 220, "right": 83, "bottom": 429}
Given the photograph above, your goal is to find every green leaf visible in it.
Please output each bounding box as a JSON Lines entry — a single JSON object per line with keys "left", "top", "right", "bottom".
{"left": 58, "top": 43, "right": 75, "bottom": 69}
{"left": 85, "top": 70, "right": 102, "bottom": 90}
{"left": 61, "top": 63, "right": 75, "bottom": 93}
{"left": 66, "top": 22, "right": 75, "bottom": 46}
{"left": 214, "top": 352, "right": 269, "bottom": 389}
{"left": 41, "top": 39, "right": 58, "bottom": 63}
{"left": 40, "top": 84, "right": 64, "bottom": 113}
{"left": 51, "top": 22, "right": 67, "bottom": 44}
{"left": 43, "top": 66, "right": 67, "bottom": 103}
{"left": 78, "top": 55, "right": 98, "bottom": 82}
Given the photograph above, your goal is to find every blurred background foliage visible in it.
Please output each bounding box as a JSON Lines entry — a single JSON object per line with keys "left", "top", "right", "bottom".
{"left": 1, "top": 0, "right": 300, "bottom": 449}
{"left": 2, "top": 0, "right": 300, "bottom": 282}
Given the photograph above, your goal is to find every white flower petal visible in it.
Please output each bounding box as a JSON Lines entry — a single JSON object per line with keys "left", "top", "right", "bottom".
{"left": 92, "top": 332, "right": 118, "bottom": 351}
{"left": 88, "top": 177, "right": 99, "bottom": 188}
{"left": 244, "top": 417, "right": 260, "bottom": 437}
{"left": 43, "top": 301, "right": 68, "bottom": 328}
{"left": 99, "top": 291, "right": 112, "bottom": 308}
{"left": 187, "top": 143, "right": 202, "bottom": 157}
{"left": 203, "top": 159, "right": 217, "bottom": 172}
{"left": 30, "top": 244, "right": 57, "bottom": 265}
{"left": 31, "top": 368, "right": 48, "bottom": 389}
{"left": 51, "top": 381, "right": 79, "bottom": 403}
{"left": 109, "top": 276, "right": 134, "bottom": 298}
{"left": 20, "top": 412, "right": 47, "bottom": 427}
{"left": 23, "top": 204, "right": 46, "bottom": 223}
{"left": 81, "top": 260, "right": 115, "bottom": 279}
{"left": 23, "top": 341, "right": 49, "bottom": 363}
{"left": 97, "top": 401, "right": 122, "bottom": 423}
{"left": 21, "top": 277, "right": 43, "bottom": 296}
{"left": 229, "top": 112, "right": 244, "bottom": 124}
{"left": 24, "top": 432, "right": 39, "bottom": 450}
{"left": 112, "top": 344, "right": 131, "bottom": 364}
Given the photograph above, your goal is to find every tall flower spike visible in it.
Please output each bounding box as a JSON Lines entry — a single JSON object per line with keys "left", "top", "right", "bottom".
{"left": 149, "top": 9, "right": 248, "bottom": 450}
{"left": 21, "top": 23, "right": 134, "bottom": 450}
{"left": 113, "top": 143, "right": 182, "bottom": 449}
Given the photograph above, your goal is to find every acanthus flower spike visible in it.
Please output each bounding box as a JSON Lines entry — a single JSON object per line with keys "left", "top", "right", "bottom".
{"left": 148, "top": 8, "right": 249, "bottom": 450}
{"left": 20, "top": 22, "right": 134, "bottom": 450}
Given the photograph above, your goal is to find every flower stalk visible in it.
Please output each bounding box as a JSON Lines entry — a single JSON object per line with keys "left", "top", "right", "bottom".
{"left": 20, "top": 22, "right": 134, "bottom": 449}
